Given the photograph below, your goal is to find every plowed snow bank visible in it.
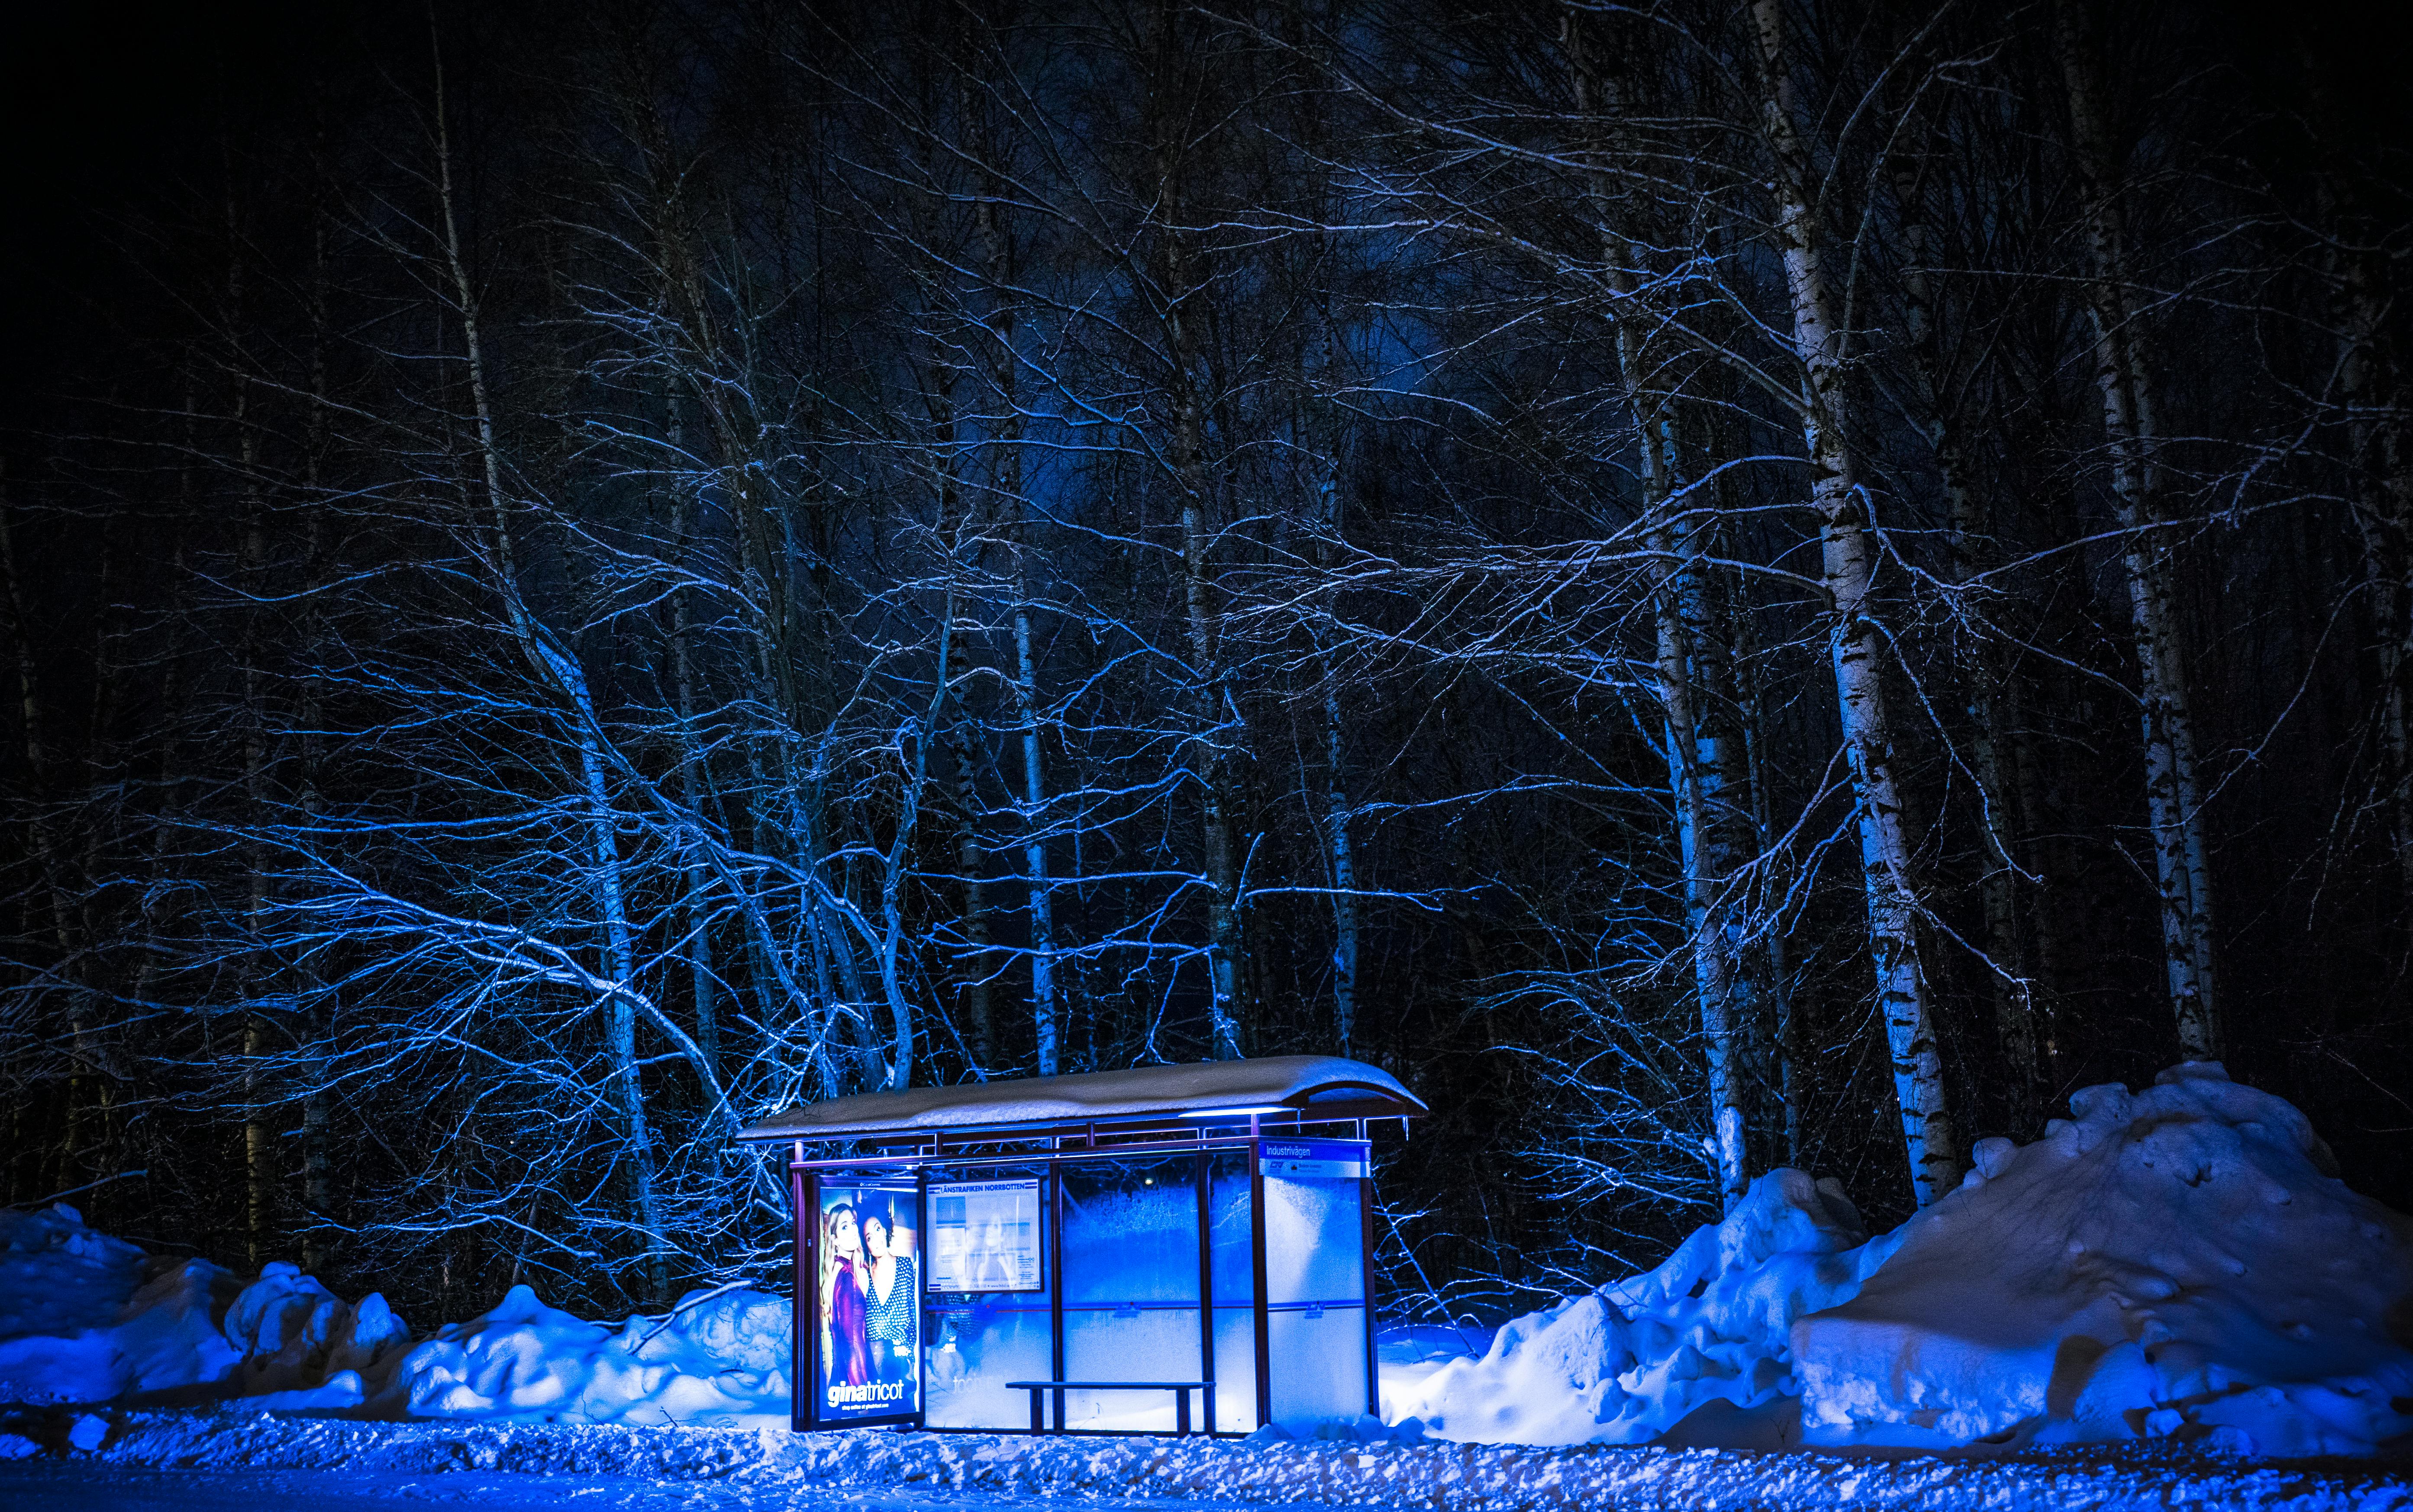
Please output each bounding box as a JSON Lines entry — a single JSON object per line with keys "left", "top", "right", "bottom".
{"left": 1387, "top": 1167, "right": 1897, "bottom": 1444}
{"left": 1795, "top": 1061, "right": 2413, "bottom": 1455}
{"left": 1397, "top": 1064, "right": 2413, "bottom": 1456}
{"left": 0, "top": 1206, "right": 787, "bottom": 1425}
{"left": 0, "top": 1207, "right": 242, "bottom": 1405}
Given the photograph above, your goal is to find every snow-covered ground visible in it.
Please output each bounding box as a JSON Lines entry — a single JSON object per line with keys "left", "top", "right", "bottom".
{"left": 6, "top": 1466, "right": 989, "bottom": 1512}
{"left": 3, "top": 1060, "right": 2410, "bottom": 1496}
{"left": 4, "top": 1409, "right": 2412, "bottom": 1511}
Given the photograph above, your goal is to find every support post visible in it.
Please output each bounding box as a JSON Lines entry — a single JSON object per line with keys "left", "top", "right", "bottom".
{"left": 1250, "top": 1138, "right": 1271, "bottom": 1429}
{"left": 1195, "top": 1149, "right": 1217, "bottom": 1431}
{"left": 791, "top": 1160, "right": 815, "bottom": 1431}
{"left": 1048, "top": 1157, "right": 1065, "bottom": 1431}
{"left": 1360, "top": 1153, "right": 1377, "bottom": 1418}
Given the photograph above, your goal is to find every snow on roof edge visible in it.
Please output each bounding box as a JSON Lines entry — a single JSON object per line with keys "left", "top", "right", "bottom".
{"left": 733, "top": 1054, "right": 1425, "bottom": 1141}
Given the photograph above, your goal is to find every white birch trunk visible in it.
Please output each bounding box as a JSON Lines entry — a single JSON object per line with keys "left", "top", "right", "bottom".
{"left": 1653, "top": 517, "right": 1748, "bottom": 1208}
{"left": 1307, "top": 318, "right": 1361, "bottom": 1059}
{"left": 2054, "top": 0, "right": 2219, "bottom": 1060}
{"left": 1753, "top": 0, "right": 1961, "bottom": 1203}
{"left": 668, "top": 495, "right": 723, "bottom": 1089}
{"left": 1565, "top": 26, "right": 1750, "bottom": 1203}
{"left": 230, "top": 218, "right": 276, "bottom": 1271}
{"left": 578, "top": 724, "right": 669, "bottom": 1302}
{"left": 1179, "top": 458, "right": 1246, "bottom": 1062}
{"left": 1012, "top": 602, "right": 1061, "bottom": 1076}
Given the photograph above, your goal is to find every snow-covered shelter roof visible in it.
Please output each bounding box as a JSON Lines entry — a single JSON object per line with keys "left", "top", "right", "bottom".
{"left": 735, "top": 1055, "right": 1425, "bottom": 1143}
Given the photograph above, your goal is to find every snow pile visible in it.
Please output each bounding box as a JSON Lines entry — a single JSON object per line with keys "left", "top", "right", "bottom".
{"left": 1389, "top": 1167, "right": 1900, "bottom": 1444}
{"left": 1795, "top": 1061, "right": 2413, "bottom": 1457}
{"left": 216, "top": 1261, "right": 416, "bottom": 1411}
{"left": 1396, "top": 1062, "right": 2413, "bottom": 1456}
{"left": 1374, "top": 1324, "right": 1496, "bottom": 1423}
{"left": 394, "top": 1282, "right": 787, "bottom": 1425}
{"left": 0, "top": 1204, "right": 786, "bottom": 1426}
{"left": 0, "top": 1206, "right": 243, "bottom": 1406}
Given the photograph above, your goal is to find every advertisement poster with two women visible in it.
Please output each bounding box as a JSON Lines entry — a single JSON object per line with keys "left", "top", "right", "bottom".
{"left": 815, "top": 1182, "right": 920, "bottom": 1422}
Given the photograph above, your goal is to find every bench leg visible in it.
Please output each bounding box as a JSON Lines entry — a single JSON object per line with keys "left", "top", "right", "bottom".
{"left": 1176, "top": 1387, "right": 1191, "bottom": 1436}
{"left": 1029, "top": 1387, "right": 1042, "bottom": 1435}
{"left": 1051, "top": 1386, "right": 1065, "bottom": 1434}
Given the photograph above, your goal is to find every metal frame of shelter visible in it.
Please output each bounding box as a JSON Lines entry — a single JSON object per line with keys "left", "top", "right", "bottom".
{"left": 736, "top": 1056, "right": 1426, "bottom": 1437}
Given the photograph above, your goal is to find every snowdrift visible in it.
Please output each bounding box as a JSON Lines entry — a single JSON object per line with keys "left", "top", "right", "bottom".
{"left": 396, "top": 1281, "right": 787, "bottom": 1425}
{"left": 1404, "top": 1062, "right": 2413, "bottom": 1455}
{"left": 1794, "top": 1061, "right": 2413, "bottom": 1456}
{"left": 4, "top": 1062, "right": 2409, "bottom": 1457}
{"left": 0, "top": 1205, "right": 786, "bottom": 1425}
{"left": 1387, "top": 1167, "right": 1900, "bottom": 1445}
{"left": 0, "top": 1206, "right": 244, "bottom": 1406}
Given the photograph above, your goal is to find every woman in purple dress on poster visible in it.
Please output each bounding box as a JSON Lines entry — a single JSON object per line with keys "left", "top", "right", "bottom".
{"left": 821, "top": 1202, "right": 871, "bottom": 1393}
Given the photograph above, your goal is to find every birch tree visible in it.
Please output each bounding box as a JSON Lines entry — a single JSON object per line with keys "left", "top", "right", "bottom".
{"left": 1750, "top": 0, "right": 1959, "bottom": 1202}
{"left": 2052, "top": 0, "right": 2221, "bottom": 1061}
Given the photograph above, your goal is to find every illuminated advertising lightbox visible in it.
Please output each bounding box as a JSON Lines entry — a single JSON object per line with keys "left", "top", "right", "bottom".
{"left": 814, "top": 1181, "right": 921, "bottom": 1422}
{"left": 926, "top": 1178, "right": 1043, "bottom": 1293}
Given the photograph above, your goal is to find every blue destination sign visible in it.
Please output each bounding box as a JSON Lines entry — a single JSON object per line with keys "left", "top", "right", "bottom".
{"left": 1258, "top": 1139, "right": 1368, "bottom": 1181}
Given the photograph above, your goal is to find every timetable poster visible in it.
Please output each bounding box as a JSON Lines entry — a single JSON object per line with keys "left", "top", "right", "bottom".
{"left": 926, "top": 1178, "right": 1043, "bottom": 1293}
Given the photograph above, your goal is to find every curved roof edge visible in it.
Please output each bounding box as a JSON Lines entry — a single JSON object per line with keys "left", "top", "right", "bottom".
{"left": 735, "top": 1054, "right": 1425, "bottom": 1142}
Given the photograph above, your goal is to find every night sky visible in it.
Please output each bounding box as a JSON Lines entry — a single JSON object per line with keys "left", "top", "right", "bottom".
{"left": 3, "top": 2, "right": 371, "bottom": 431}
{"left": 6, "top": 0, "right": 2404, "bottom": 445}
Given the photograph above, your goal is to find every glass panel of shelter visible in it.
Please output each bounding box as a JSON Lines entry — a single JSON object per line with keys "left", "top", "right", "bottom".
{"left": 1206, "top": 1149, "right": 1256, "bottom": 1432}
{"left": 921, "top": 1161, "right": 1053, "bottom": 1431}
{"left": 1060, "top": 1153, "right": 1202, "bottom": 1431}
{"left": 1262, "top": 1156, "right": 1368, "bottom": 1422}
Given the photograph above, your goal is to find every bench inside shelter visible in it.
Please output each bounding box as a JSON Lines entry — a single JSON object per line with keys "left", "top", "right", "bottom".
{"left": 1006, "top": 1379, "right": 1214, "bottom": 1435}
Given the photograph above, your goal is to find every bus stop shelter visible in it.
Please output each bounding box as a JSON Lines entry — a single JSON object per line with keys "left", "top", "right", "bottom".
{"left": 736, "top": 1055, "right": 1426, "bottom": 1436}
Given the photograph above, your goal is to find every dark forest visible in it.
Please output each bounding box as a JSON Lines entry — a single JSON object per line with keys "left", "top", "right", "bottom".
{"left": 2, "top": 0, "right": 2409, "bottom": 1329}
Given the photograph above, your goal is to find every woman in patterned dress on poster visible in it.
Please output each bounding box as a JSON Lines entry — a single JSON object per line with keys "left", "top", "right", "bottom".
{"left": 863, "top": 1199, "right": 919, "bottom": 1384}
